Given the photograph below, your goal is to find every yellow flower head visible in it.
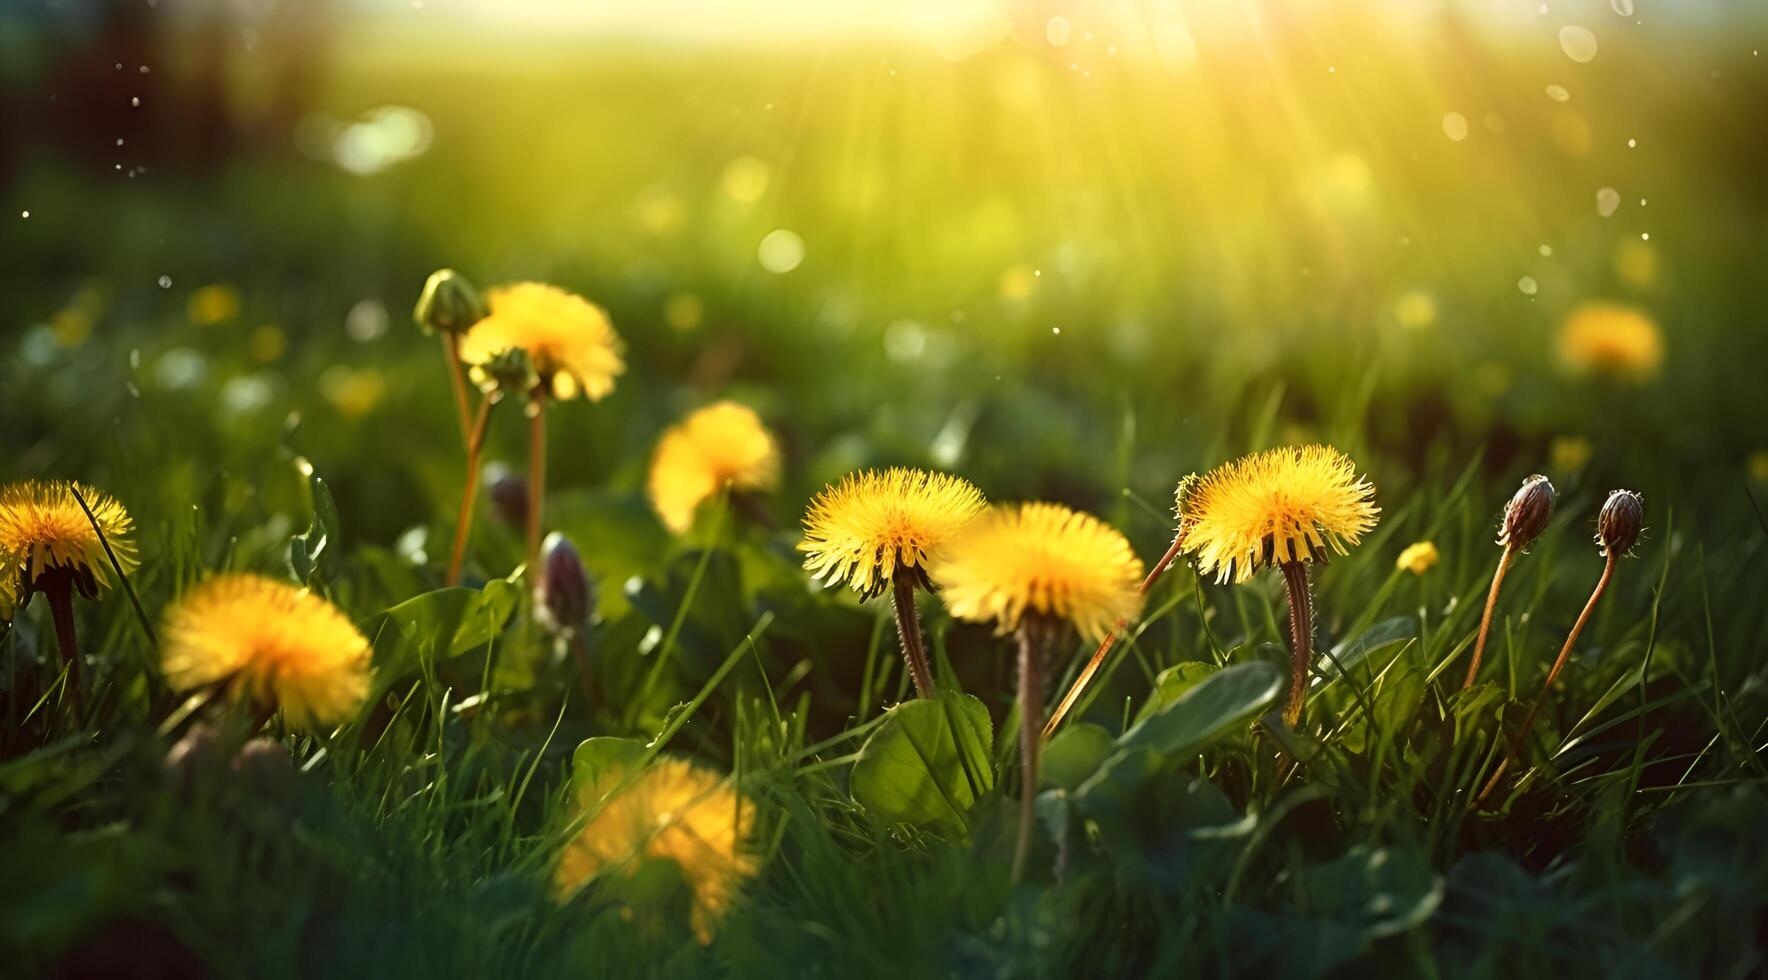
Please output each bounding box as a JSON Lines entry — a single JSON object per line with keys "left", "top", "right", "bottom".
{"left": 554, "top": 757, "right": 758, "bottom": 944}
{"left": 798, "top": 468, "right": 986, "bottom": 599}
{"left": 187, "top": 284, "right": 240, "bottom": 327}
{"left": 930, "top": 503, "right": 1144, "bottom": 642}
{"left": 648, "top": 401, "right": 781, "bottom": 534}
{"left": 459, "top": 282, "right": 625, "bottom": 401}
{"left": 161, "top": 574, "right": 372, "bottom": 731}
{"left": 1396, "top": 541, "right": 1440, "bottom": 576}
{"left": 1558, "top": 302, "right": 1664, "bottom": 381}
{"left": 0, "top": 480, "right": 137, "bottom": 600}
{"left": 1181, "top": 445, "right": 1380, "bottom": 584}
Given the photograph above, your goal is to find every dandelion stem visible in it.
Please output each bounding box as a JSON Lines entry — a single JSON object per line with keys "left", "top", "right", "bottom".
{"left": 441, "top": 332, "right": 473, "bottom": 445}
{"left": 1043, "top": 529, "right": 1187, "bottom": 740}
{"left": 526, "top": 391, "right": 547, "bottom": 568}
{"left": 446, "top": 397, "right": 494, "bottom": 586}
{"left": 43, "top": 576, "right": 83, "bottom": 719}
{"left": 890, "top": 571, "right": 935, "bottom": 700}
{"left": 1477, "top": 552, "right": 1616, "bottom": 805}
{"left": 1012, "top": 621, "right": 1049, "bottom": 884}
{"left": 1464, "top": 545, "right": 1516, "bottom": 690}
{"left": 1279, "top": 561, "right": 1314, "bottom": 728}
{"left": 569, "top": 633, "right": 594, "bottom": 707}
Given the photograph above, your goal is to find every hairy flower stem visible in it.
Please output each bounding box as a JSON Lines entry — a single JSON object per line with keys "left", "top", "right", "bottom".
{"left": 441, "top": 332, "right": 473, "bottom": 445}
{"left": 890, "top": 571, "right": 935, "bottom": 700}
{"left": 1042, "top": 530, "right": 1187, "bottom": 740}
{"left": 1464, "top": 545, "right": 1517, "bottom": 690}
{"left": 43, "top": 576, "right": 83, "bottom": 718}
{"left": 527, "top": 391, "right": 548, "bottom": 568}
{"left": 1476, "top": 553, "right": 1616, "bottom": 805}
{"left": 1280, "top": 561, "right": 1314, "bottom": 728}
{"left": 446, "top": 398, "right": 494, "bottom": 586}
{"left": 1012, "top": 621, "right": 1052, "bottom": 884}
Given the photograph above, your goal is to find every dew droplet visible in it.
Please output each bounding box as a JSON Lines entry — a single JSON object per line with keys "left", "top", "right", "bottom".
{"left": 157, "top": 275, "right": 172, "bottom": 288}
{"left": 1559, "top": 26, "right": 1599, "bottom": 63}
{"left": 1596, "top": 186, "right": 1621, "bottom": 217}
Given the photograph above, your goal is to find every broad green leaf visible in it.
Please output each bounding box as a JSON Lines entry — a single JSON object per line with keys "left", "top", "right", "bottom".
{"left": 1133, "top": 661, "right": 1220, "bottom": 726}
{"left": 570, "top": 737, "right": 648, "bottom": 797}
{"left": 1041, "top": 722, "right": 1115, "bottom": 791}
{"left": 1117, "top": 660, "right": 1284, "bottom": 759}
{"left": 288, "top": 458, "right": 342, "bottom": 586}
{"left": 1314, "top": 615, "right": 1415, "bottom": 686}
{"left": 1292, "top": 844, "right": 1443, "bottom": 940}
{"left": 370, "top": 579, "right": 521, "bottom": 691}
{"left": 850, "top": 691, "right": 994, "bottom": 830}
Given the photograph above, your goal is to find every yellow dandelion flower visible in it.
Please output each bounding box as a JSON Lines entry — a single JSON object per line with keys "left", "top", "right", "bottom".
{"left": 554, "top": 757, "right": 757, "bottom": 944}
{"left": 1396, "top": 541, "right": 1440, "bottom": 576}
{"left": 1180, "top": 445, "right": 1380, "bottom": 585}
{"left": 161, "top": 574, "right": 372, "bottom": 731}
{"left": 931, "top": 502, "right": 1144, "bottom": 643}
{"left": 459, "top": 282, "right": 625, "bottom": 402}
{"left": 0, "top": 480, "right": 137, "bottom": 600}
{"left": 1550, "top": 435, "right": 1593, "bottom": 474}
{"left": 187, "top": 284, "right": 240, "bottom": 326}
{"left": 799, "top": 468, "right": 986, "bottom": 599}
{"left": 1557, "top": 301, "right": 1664, "bottom": 381}
{"left": 648, "top": 401, "right": 781, "bottom": 534}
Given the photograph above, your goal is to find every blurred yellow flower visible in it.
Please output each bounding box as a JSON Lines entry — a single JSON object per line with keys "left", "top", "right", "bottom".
{"left": 320, "top": 366, "right": 385, "bottom": 418}
{"left": 1395, "top": 541, "right": 1439, "bottom": 576}
{"left": 1181, "top": 445, "right": 1380, "bottom": 584}
{"left": 721, "top": 156, "right": 771, "bottom": 203}
{"left": 1550, "top": 435, "right": 1593, "bottom": 473}
{"left": 161, "top": 574, "right": 372, "bottom": 731}
{"left": 648, "top": 401, "right": 781, "bottom": 534}
{"left": 1393, "top": 290, "right": 1437, "bottom": 330}
{"left": 0, "top": 480, "right": 137, "bottom": 600}
{"left": 249, "top": 324, "right": 287, "bottom": 363}
{"left": 1747, "top": 450, "right": 1768, "bottom": 483}
{"left": 998, "top": 264, "right": 1037, "bottom": 301}
{"left": 554, "top": 757, "right": 757, "bottom": 944}
{"left": 1558, "top": 302, "right": 1664, "bottom": 380}
{"left": 664, "top": 292, "right": 704, "bottom": 331}
{"left": 188, "top": 284, "right": 240, "bottom": 327}
{"left": 799, "top": 468, "right": 986, "bottom": 599}
{"left": 460, "top": 282, "right": 625, "bottom": 402}
{"left": 930, "top": 502, "right": 1144, "bottom": 642}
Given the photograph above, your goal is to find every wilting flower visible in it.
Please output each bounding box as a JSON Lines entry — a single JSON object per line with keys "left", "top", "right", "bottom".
{"left": 1396, "top": 541, "right": 1440, "bottom": 576}
{"left": 1179, "top": 445, "right": 1380, "bottom": 584}
{"left": 1596, "top": 489, "right": 1645, "bottom": 557}
{"left": 931, "top": 502, "right": 1144, "bottom": 643}
{"left": 0, "top": 480, "right": 137, "bottom": 602}
{"left": 161, "top": 574, "right": 372, "bottom": 731}
{"left": 554, "top": 757, "right": 758, "bottom": 944}
{"left": 459, "top": 282, "right": 625, "bottom": 401}
{"left": 1558, "top": 301, "right": 1664, "bottom": 381}
{"left": 799, "top": 468, "right": 986, "bottom": 599}
{"left": 647, "top": 401, "right": 781, "bottom": 534}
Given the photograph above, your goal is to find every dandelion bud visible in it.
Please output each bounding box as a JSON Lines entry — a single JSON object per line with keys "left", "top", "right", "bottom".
{"left": 483, "top": 462, "right": 529, "bottom": 528}
{"left": 413, "top": 268, "right": 485, "bottom": 336}
{"left": 1596, "top": 489, "right": 1644, "bottom": 557}
{"left": 1498, "top": 474, "right": 1555, "bottom": 551}
{"left": 535, "top": 532, "right": 593, "bottom": 635}
{"left": 164, "top": 722, "right": 222, "bottom": 792}
{"left": 468, "top": 347, "right": 539, "bottom": 403}
{"left": 232, "top": 737, "right": 298, "bottom": 801}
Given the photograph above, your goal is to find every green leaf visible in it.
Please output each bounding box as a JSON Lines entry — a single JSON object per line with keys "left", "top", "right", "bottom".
{"left": 1117, "top": 660, "right": 1284, "bottom": 759}
{"left": 1041, "top": 722, "right": 1115, "bottom": 791}
{"left": 570, "top": 737, "right": 648, "bottom": 797}
{"left": 850, "top": 691, "right": 994, "bottom": 830}
{"left": 370, "top": 579, "right": 521, "bottom": 692}
{"left": 1133, "top": 661, "right": 1220, "bottom": 727}
{"left": 1292, "top": 844, "right": 1443, "bottom": 940}
{"left": 1315, "top": 615, "right": 1415, "bottom": 685}
{"left": 288, "top": 458, "right": 341, "bottom": 586}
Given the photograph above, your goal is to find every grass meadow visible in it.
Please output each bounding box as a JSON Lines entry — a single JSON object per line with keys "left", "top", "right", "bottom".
{"left": 3, "top": 2, "right": 1767, "bottom": 977}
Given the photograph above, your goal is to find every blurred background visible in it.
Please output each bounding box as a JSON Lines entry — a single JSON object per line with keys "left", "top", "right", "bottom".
{"left": 4, "top": 0, "right": 1767, "bottom": 562}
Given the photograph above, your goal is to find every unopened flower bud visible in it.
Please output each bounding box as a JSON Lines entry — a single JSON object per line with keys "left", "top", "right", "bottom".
{"left": 232, "top": 737, "right": 298, "bottom": 802}
{"left": 483, "top": 462, "right": 529, "bottom": 528}
{"left": 468, "top": 347, "right": 539, "bottom": 403}
{"left": 1498, "top": 474, "right": 1555, "bottom": 551}
{"left": 1596, "top": 489, "right": 1644, "bottom": 557}
{"left": 535, "top": 532, "right": 593, "bottom": 635}
{"left": 413, "top": 269, "right": 485, "bottom": 336}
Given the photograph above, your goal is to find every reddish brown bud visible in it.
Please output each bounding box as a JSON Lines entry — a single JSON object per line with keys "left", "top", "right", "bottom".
{"left": 1498, "top": 474, "right": 1555, "bottom": 551}
{"left": 1596, "top": 489, "right": 1644, "bottom": 557}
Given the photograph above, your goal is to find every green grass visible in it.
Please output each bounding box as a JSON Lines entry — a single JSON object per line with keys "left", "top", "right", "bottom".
{"left": 5, "top": 16, "right": 1768, "bottom": 977}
